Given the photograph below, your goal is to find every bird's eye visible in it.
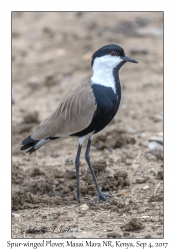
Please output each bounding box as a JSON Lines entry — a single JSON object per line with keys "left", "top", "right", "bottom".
{"left": 110, "top": 51, "right": 117, "bottom": 56}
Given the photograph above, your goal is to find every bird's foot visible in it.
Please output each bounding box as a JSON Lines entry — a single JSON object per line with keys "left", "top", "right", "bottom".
{"left": 89, "top": 191, "right": 114, "bottom": 204}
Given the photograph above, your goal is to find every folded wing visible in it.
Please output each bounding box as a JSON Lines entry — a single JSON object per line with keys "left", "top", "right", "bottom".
{"left": 31, "top": 79, "right": 97, "bottom": 140}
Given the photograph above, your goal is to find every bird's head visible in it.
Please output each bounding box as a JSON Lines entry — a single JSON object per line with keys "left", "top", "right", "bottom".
{"left": 91, "top": 44, "right": 138, "bottom": 71}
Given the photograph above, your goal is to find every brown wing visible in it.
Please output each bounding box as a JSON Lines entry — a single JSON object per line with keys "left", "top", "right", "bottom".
{"left": 31, "top": 79, "right": 96, "bottom": 140}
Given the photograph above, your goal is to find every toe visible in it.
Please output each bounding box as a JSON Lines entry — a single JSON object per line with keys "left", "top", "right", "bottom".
{"left": 88, "top": 192, "right": 113, "bottom": 204}
{"left": 102, "top": 193, "right": 114, "bottom": 197}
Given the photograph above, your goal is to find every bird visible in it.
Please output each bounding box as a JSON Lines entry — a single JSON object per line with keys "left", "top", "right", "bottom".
{"left": 20, "top": 44, "right": 138, "bottom": 203}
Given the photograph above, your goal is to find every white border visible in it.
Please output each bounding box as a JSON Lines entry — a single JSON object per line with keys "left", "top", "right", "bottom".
{"left": 0, "top": 1, "right": 174, "bottom": 249}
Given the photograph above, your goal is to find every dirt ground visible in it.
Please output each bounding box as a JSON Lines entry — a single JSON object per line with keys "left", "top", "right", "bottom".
{"left": 12, "top": 12, "right": 163, "bottom": 239}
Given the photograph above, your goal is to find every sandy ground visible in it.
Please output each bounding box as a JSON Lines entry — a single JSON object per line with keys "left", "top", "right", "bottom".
{"left": 12, "top": 12, "right": 163, "bottom": 238}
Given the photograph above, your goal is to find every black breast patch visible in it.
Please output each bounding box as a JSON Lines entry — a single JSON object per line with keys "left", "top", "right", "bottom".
{"left": 71, "top": 84, "right": 121, "bottom": 137}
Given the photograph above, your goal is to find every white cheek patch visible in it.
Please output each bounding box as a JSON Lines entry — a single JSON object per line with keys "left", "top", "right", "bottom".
{"left": 91, "top": 55, "right": 123, "bottom": 93}
{"left": 99, "top": 55, "right": 123, "bottom": 67}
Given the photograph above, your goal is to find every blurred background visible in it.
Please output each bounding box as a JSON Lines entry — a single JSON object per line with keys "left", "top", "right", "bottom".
{"left": 12, "top": 12, "right": 163, "bottom": 238}
{"left": 12, "top": 12, "right": 163, "bottom": 131}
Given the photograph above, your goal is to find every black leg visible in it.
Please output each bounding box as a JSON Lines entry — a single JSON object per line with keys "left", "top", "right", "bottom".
{"left": 84, "top": 136, "right": 113, "bottom": 203}
{"left": 75, "top": 144, "right": 82, "bottom": 203}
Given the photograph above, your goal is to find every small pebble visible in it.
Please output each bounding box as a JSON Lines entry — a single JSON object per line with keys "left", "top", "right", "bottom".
{"left": 41, "top": 214, "right": 47, "bottom": 219}
{"left": 142, "top": 185, "right": 149, "bottom": 190}
{"left": 107, "top": 232, "right": 122, "bottom": 238}
{"left": 149, "top": 136, "right": 163, "bottom": 145}
{"left": 152, "top": 115, "right": 163, "bottom": 123}
{"left": 145, "top": 234, "right": 152, "bottom": 238}
{"left": 150, "top": 202, "right": 156, "bottom": 207}
{"left": 148, "top": 167, "right": 155, "bottom": 172}
{"left": 28, "top": 76, "right": 40, "bottom": 89}
{"left": 146, "top": 153, "right": 157, "bottom": 161}
{"left": 123, "top": 232, "right": 130, "bottom": 237}
{"left": 141, "top": 216, "right": 150, "bottom": 219}
{"left": 126, "top": 159, "right": 133, "bottom": 165}
{"left": 121, "top": 218, "right": 145, "bottom": 231}
{"left": 51, "top": 153, "right": 59, "bottom": 158}
{"left": 157, "top": 231, "right": 163, "bottom": 235}
{"left": 148, "top": 141, "right": 162, "bottom": 150}
{"left": 136, "top": 177, "right": 146, "bottom": 184}
{"left": 57, "top": 215, "right": 72, "bottom": 221}
{"left": 149, "top": 194, "right": 163, "bottom": 202}
{"left": 12, "top": 213, "right": 20, "bottom": 218}
{"left": 79, "top": 204, "right": 89, "bottom": 214}
{"left": 53, "top": 180, "right": 59, "bottom": 185}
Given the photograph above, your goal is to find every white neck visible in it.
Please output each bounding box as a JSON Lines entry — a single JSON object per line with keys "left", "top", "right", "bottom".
{"left": 91, "top": 55, "right": 123, "bottom": 93}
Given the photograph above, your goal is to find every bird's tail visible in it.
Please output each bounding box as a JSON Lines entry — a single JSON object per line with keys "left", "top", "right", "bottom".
{"left": 20, "top": 135, "right": 40, "bottom": 154}
{"left": 20, "top": 135, "right": 59, "bottom": 154}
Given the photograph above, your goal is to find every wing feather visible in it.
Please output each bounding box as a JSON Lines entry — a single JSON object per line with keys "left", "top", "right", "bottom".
{"left": 31, "top": 79, "right": 96, "bottom": 140}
